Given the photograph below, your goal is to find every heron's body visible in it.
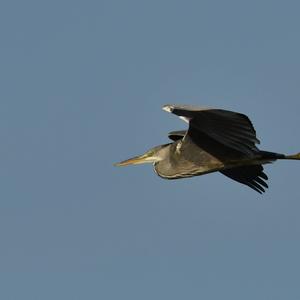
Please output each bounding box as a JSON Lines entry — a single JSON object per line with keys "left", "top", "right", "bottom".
{"left": 115, "top": 104, "right": 300, "bottom": 193}
{"left": 154, "top": 138, "right": 225, "bottom": 179}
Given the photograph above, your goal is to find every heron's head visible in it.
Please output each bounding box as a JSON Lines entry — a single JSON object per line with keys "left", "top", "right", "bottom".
{"left": 114, "top": 144, "right": 170, "bottom": 167}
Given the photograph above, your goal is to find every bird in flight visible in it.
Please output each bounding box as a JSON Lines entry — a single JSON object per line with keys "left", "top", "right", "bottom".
{"left": 115, "top": 104, "right": 300, "bottom": 193}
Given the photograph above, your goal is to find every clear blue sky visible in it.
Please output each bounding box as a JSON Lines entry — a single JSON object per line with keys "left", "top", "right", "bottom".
{"left": 1, "top": 0, "right": 300, "bottom": 299}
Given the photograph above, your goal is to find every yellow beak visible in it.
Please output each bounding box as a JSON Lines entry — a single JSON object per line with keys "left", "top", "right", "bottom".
{"left": 114, "top": 154, "right": 150, "bottom": 167}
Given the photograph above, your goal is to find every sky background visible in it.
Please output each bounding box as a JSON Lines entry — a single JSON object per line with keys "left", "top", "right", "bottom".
{"left": 1, "top": 0, "right": 300, "bottom": 299}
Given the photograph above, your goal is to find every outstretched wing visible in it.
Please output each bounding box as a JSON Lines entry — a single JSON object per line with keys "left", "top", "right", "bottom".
{"left": 163, "top": 104, "right": 260, "bottom": 155}
{"left": 220, "top": 165, "right": 268, "bottom": 193}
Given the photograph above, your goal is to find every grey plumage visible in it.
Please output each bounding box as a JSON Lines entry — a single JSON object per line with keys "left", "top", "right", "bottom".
{"left": 115, "top": 104, "right": 300, "bottom": 193}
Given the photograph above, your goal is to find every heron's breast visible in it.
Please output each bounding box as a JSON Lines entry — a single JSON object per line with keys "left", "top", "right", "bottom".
{"left": 154, "top": 147, "right": 224, "bottom": 179}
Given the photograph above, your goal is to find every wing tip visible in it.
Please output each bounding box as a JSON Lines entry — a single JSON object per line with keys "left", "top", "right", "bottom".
{"left": 162, "top": 104, "right": 174, "bottom": 113}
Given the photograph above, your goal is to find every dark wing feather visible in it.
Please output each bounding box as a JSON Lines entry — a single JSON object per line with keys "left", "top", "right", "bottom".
{"left": 220, "top": 165, "right": 268, "bottom": 193}
{"left": 163, "top": 105, "right": 260, "bottom": 155}
{"left": 168, "top": 130, "right": 187, "bottom": 141}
